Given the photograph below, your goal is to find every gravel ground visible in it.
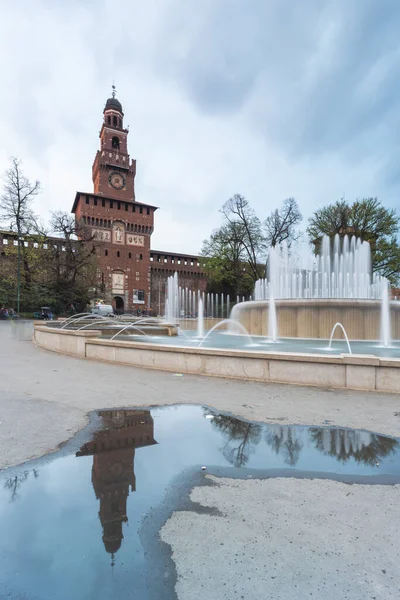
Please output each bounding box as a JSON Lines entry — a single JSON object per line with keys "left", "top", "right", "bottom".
{"left": 161, "top": 475, "right": 400, "bottom": 600}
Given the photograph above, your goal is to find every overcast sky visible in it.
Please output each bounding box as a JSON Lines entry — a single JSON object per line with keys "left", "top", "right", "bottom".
{"left": 1, "top": 0, "right": 399, "bottom": 254}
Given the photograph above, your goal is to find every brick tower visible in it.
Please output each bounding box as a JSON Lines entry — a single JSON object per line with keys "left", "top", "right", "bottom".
{"left": 71, "top": 87, "right": 158, "bottom": 313}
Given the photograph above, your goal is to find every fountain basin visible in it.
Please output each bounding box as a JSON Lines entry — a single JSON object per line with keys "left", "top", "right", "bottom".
{"left": 33, "top": 323, "right": 400, "bottom": 394}
{"left": 233, "top": 299, "right": 400, "bottom": 341}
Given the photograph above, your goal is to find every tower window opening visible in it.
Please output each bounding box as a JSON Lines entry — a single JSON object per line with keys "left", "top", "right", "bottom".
{"left": 117, "top": 251, "right": 120, "bottom": 257}
{"left": 132, "top": 204, "right": 136, "bottom": 213}
{"left": 117, "top": 202, "right": 121, "bottom": 210}
{"left": 139, "top": 253, "right": 143, "bottom": 260}
{"left": 102, "top": 199, "right": 105, "bottom": 207}
{"left": 113, "top": 115, "right": 118, "bottom": 126}
{"left": 112, "top": 136, "right": 120, "bottom": 149}
{"left": 94, "top": 197, "right": 98, "bottom": 206}
{"left": 119, "top": 118, "right": 122, "bottom": 127}
{"left": 139, "top": 206, "right": 143, "bottom": 214}
{"left": 85, "top": 196, "right": 90, "bottom": 205}
{"left": 110, "top": 201, "right": 113, "bottom": 209}
{"left": 125, "top": 203, "right": 128, "bottom": 211}
{"left": 105, "top": 249, "right": 108, "bottom": 256}
{"left": 146, "top": 207, "right": 150, "bottom": 215}
{"left": 129, "top": 252, "right": 132, "bottom": 258}
{"left": 107, "top": 116, "right": 111, "bottom": 125}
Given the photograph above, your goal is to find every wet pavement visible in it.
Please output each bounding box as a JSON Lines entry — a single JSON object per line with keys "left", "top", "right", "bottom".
{"left": 0, "top": 405, "right": 399, "bottom": 600}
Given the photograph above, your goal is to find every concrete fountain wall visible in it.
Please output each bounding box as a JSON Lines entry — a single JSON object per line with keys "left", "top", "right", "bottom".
{"left": 234, "top": 299, "right": 400, "bottom": 340}
{"left": 33, "top": 323, "right": 400, "bottom": 394}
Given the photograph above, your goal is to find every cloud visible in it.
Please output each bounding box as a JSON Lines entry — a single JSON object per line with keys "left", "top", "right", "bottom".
{"left": 0, "top": 0, "right": 399, "bottom": 254}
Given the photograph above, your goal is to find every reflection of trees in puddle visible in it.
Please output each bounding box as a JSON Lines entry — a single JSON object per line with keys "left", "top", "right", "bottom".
{"left": 206, "top": 412, "right": 399, "bottom": 469}
{"left": 264, "top": 426, "right": 303, "bottom": 466}
{"left": 207, "top": 413, "right": 262, "bottom": 467}
{"left": 3, "top": 469, "right": 39, "bottom": 502}
{"left": 309, "top": 429, "right": 398, "bottom": 466}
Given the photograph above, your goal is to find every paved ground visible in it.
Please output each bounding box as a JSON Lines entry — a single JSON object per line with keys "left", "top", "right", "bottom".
{"left": 162, "top": 476, "right": 400, "bottom": 600}
{"left": 1, "top": 321, "right": 400, "bottom": 600}
{"left": 1, "top": 321, "right": 400, "bottom": 469}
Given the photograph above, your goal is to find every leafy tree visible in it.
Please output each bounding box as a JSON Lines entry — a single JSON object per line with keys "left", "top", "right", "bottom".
{"left": 264, "top": 197, "right": 302, "bottom": 248}
{"left": 0, "top": 157, "right": 41, "bottom": 311}
{"left": 307, "top": 198, "right": 400, "bottom": 284}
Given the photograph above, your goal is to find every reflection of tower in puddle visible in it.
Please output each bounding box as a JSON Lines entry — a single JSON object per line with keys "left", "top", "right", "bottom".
{"left": 77, "top": 410, "right": 156, "bottom": 557}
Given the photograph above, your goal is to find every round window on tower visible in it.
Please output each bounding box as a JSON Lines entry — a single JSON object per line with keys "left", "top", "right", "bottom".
{"left": 112, "top": 136, "right": 120, "bottom": 149}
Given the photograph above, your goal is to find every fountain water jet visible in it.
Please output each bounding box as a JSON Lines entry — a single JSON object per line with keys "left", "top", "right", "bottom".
{"left": 197, "top": 297, "right": 205, "bottom": 338}
{"left": 381, "top": 280, "right": 392, "bottom": 347}
{"left": 110, "top": 324, "right": 149, "bottom": 340}
{"left": 165, "top": 273, "right": 180, "bottom": 323}
{"left": 198, "top": 319, "right": 253, "bottom": 348}
{"left": 268, "top": 295, "right": 278, "bottom": 342}
{"left": 328, "top": 323, "right": 352, "bottom": 354}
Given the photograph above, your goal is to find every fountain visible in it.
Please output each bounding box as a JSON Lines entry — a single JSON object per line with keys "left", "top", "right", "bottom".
{"left": 242, "top": 234, "right": 398, "bottom": 342}
{"left": 33, "top": 255, "right": 400, "bottom": 394}
{"left": 381, "top": 280, "right": 392, "bottom": 347}
{"left": 165, "top": 272, "right": 180, "bottom": 323}
{"left": 197, "top": 297, "right": 205, "bottom": 338}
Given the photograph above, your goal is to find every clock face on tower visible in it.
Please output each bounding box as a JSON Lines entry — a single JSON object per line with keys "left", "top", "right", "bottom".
{"left": 109, "top": 171, "right": 126, "bottom": 191}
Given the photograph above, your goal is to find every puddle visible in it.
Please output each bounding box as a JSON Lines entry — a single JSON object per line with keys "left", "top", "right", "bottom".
{"left": 0, "top": 405, "right": 399, "bottom": 599}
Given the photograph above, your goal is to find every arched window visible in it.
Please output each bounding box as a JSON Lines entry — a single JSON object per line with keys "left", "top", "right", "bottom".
{"left": 95, "top": 218, "right": 99, "bottom": 226}
{"left": 119, "top": 118, "right": 122, "bottom": 127}
{"left": 113, "top": 116, "right": 118, "bottom": 126}
{"left": 112, "top": 136, "right": 120, "bottom": 149}
{"left": 107, "top": 116, "right": 111, "bottom": 125}
{"left": 100, "top": 219, "right": 103, "bottom": 227}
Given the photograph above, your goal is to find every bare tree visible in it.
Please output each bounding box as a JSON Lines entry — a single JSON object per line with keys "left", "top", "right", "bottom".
{"left": 264, "top": 197, "right": 302, "bottom": 248}
{"left": 221, "top": 194, "right": 264, "bottom": 281}
{"left": 0, "top": 157, "right": 41, "bottom": 312}
{"left": 45, "top": 211, "right": 99, "bottom": 313}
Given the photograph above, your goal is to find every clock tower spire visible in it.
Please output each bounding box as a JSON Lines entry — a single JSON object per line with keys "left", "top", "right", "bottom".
{"left": 92, "top": 87, "right": 136, "bottom": 201}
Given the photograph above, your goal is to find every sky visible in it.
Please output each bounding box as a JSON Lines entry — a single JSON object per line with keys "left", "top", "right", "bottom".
{"left": 1, "top": 0, "right": 400, "bottom": 254}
